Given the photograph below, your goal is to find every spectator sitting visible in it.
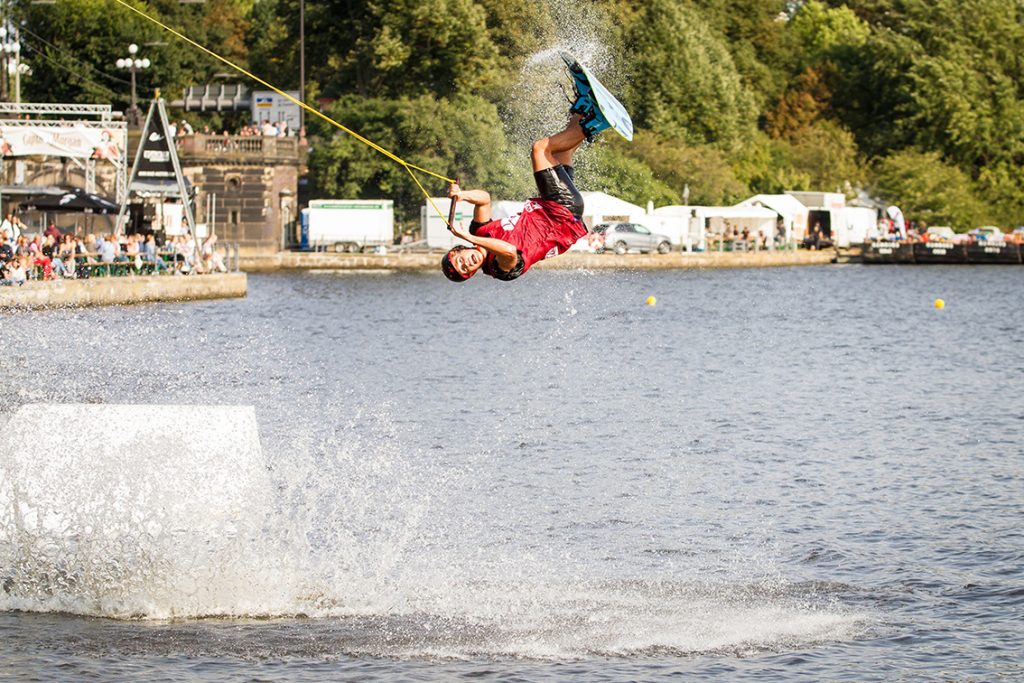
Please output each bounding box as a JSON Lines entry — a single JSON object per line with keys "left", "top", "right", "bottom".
{"left": 30, "top": 235, "right": 53, "bottom": 279}
{"left": 112, "top": 234, "right": 128, "bottom": 262}
{"left": 0, "top": 255, "right": 27, "bottom": 286}
{"left": 0, "top": 233, "right": 12, "bottom": 266}
{"left": 53, "top": 234, "right": 75, "bottom": 279}
{"left": 14, "top": 235, "right": 29, "bottom": 257}
{"left": 125, "top": 234, "right": 142, "bottom": 271}
{"left": 42, "top": 234, "right": 69, "bottom": 279}
{"left": 142, "top": 233, "right": 168, "bottom": 273}
{"left": 803, "top": 222, "right": 822, "bottom": 250}
{"left": 202, "top": 233, "right": 228, "bottom": 273}
{"left": 98, "top": 235, "right": 116, "bottom": 264}
{"left": 182, "top": 232, "right": 200, "bottom": 273}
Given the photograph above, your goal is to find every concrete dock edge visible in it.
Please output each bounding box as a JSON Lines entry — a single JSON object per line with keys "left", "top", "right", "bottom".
{"left": 0, "top": 273, "right": 248, "bottom": 311}
{"left": 240, "top": 250, "right": 835, "bottom": 272}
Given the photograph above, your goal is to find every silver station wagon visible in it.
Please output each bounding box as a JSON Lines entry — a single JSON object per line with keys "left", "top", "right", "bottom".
{"left": 593, "top": 222, "right": 673, "bottom": 255}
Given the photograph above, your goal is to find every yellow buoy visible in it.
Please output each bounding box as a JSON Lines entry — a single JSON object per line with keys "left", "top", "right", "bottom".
{"left": 934, "top": 298, "right": 945, "bottom": 309}
{"left": 646, "top": 296, "right": 657, "bottom": 306}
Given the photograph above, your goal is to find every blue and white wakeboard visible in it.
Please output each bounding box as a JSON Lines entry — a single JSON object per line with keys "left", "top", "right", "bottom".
{"left": 560, "top": 51, "right": 633, "bottom": 142}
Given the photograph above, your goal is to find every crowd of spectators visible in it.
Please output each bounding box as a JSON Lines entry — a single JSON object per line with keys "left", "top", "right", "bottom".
{"left": 171, "top": 118, "right": 304, "bottom": 140}
{"left": 706, "top": 223, "right": 773, "bottom": 251}
{"left": 0, "top": 218, "right": 228, "bottom": 286}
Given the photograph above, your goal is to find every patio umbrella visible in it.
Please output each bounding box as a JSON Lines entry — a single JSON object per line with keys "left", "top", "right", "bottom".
{"left": 20, "top": 188, "right": 120, "bottom": 214}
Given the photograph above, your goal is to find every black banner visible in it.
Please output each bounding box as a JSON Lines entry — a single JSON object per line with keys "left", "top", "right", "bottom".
{"left": 136, "top": 116, "right": 175, "bottom": 179}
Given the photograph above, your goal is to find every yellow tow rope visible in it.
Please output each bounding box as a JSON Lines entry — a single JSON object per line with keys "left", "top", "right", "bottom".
{"left": 112, "top": 0, "right": 456, "bottom": 225}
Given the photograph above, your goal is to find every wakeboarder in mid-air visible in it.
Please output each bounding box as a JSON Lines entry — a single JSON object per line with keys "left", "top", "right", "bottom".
{"left": 441, "top": 52, "right": 633, "bottom": 283}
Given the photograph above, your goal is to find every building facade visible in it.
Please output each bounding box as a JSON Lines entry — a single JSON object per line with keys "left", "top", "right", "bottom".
{"left": 178, "top": 134, "right": 305, "bottom": 254}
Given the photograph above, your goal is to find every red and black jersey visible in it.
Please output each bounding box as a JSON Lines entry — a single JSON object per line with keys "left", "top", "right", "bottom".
{"left": 471, "top": 199, "right": 587, "bottom": 281}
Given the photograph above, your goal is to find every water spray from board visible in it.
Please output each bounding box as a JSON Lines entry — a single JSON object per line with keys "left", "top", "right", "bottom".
{"left": 0, "top": 298, "right": 867, "bottom": 657}
{"left": 503, "top": 0, "right": 619, "bottom": 147}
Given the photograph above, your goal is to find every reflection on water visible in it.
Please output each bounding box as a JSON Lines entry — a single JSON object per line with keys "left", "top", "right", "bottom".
{"left": 1, "top": 266, "right": 1022, "bottom": 681}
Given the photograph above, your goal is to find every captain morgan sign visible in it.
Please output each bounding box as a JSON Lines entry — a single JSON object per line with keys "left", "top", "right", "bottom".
{"left": 0, "top": 125, "right": 123, "bottom": 160}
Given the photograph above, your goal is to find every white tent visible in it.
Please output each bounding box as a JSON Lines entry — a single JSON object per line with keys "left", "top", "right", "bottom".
{"left": 580, "top": 191, "right": 645, "bottom": 227}
{"left": 736, "top": 194, "right": 809, "bottom": 242}
{"left": 687, "top": 205, "right": 778, "bottom": 248}
{"left": 839, "top": 207, "right": 877, "bottom": 246}
{"left": 652, "top": 205, "right": 704, "bottom": 250}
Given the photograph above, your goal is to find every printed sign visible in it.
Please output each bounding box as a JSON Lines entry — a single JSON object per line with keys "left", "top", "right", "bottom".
{"left": 136, "top": 125, "right": 176, "bottom": 179}
{"left": 0, "top": 125, "right": 123, "bottom": 160}
{"left": 249, "top": 90, "right": 300, "bottom": 131}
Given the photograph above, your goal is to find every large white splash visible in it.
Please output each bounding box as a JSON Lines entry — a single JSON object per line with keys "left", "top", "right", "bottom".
{"left": 0, "top": 403, "right": 290, "bottom": 619}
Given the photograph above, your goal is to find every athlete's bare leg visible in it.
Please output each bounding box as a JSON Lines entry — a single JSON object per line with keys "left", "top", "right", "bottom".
{"left": 531, "top": 114, "right": 586, "bottom": 172}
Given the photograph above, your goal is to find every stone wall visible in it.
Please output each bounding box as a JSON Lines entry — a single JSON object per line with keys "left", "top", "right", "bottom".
{"left": 179, "top": 134, "right": 304, "bottom": 254}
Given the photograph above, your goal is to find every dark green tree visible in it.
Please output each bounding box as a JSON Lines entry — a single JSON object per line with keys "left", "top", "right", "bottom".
{"left": 618, "top": 0, "right": 758, "bottom": 148}
{"left": 309, "top": 94, "right": 522, "bottom": 226}
{"left": 871, "top": 150, "right": 989, "bottom": 230}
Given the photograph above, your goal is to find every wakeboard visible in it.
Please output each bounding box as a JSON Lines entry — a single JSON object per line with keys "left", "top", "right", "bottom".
{"left": 560, "top": 51, "right": 634, "bottom": 142}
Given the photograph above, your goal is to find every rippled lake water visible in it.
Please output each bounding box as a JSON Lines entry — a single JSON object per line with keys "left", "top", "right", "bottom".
{"left": 1, "top": 265, "right": 1021, "bottom": 681}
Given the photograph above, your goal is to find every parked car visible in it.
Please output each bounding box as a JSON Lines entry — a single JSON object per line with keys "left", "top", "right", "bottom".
{"left": 593, "top": 222, "right": 672, "bottom": 255}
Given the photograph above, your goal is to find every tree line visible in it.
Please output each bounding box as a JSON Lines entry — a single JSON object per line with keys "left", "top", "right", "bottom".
{"left": 16, "top": 0, "right": 1024, "bottom": 230}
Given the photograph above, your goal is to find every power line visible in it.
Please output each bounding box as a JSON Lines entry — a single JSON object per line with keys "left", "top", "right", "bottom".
{"left": 22, "top": 42, "right": 118, "bottom": 100}
{"left": 18, "top": 25, "right": 133, "bottom": 88}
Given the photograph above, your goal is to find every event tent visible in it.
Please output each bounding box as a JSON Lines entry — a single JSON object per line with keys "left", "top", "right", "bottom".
{"left": 579, "top": 191, "right": 645, "bottom": 228}
{"left": 735, "top": 194, "right": 808, "bottom": 241}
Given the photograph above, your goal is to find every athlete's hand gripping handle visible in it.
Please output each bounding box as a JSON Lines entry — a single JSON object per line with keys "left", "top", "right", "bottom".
{"left": 446, "top": 178, "right": 461, "bottom": 233}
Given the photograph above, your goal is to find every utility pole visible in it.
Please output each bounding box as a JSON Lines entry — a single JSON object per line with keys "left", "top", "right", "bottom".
{"left": 299, "top": 0, "right": 305, "bottom": 132}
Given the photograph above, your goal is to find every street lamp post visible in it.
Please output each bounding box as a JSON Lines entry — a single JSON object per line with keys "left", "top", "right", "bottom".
{"left": 116, "top": 43, "right": 150, "bottom": 126}
{"left": 0, "top": 25, "right": 23, "bottom": 103}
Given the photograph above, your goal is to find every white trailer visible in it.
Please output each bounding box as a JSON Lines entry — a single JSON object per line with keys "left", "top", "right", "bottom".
{"left": 300, "top": 199, "right": 394, "bottom": 252}
{"left": 785, "top": 191, "right": 846, "bottom": 211}
{"left": 422, "top": 198, "right": 479, "bottom": 250}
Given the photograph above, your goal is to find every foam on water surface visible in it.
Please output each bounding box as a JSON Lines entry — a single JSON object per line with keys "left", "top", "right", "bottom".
{"left": 0, "top": 400, "right": 865, "bottom": 656}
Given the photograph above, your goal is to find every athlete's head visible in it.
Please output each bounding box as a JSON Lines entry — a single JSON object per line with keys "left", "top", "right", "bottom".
{"left": 441, "top": 245, "right": 484, "bottom": 282}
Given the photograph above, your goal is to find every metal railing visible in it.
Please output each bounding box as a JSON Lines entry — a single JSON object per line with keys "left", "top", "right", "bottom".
{"left": 23, "top": 241, "right": 242, "bottom": 280}
{"left": 220, "top": 241, "right": 241, "bottom": 271}
{"left": 177, "top": 134, "right": 302, "bottom": 159}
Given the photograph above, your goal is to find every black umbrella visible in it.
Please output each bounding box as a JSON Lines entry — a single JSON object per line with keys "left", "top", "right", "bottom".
{"left": 20, "top": 188, "right": 120, "bottom": 214}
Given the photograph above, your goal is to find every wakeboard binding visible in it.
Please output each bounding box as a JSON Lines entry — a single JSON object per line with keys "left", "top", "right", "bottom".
{"left": 565, "top": 60, "right": 613, "bottom": 142}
